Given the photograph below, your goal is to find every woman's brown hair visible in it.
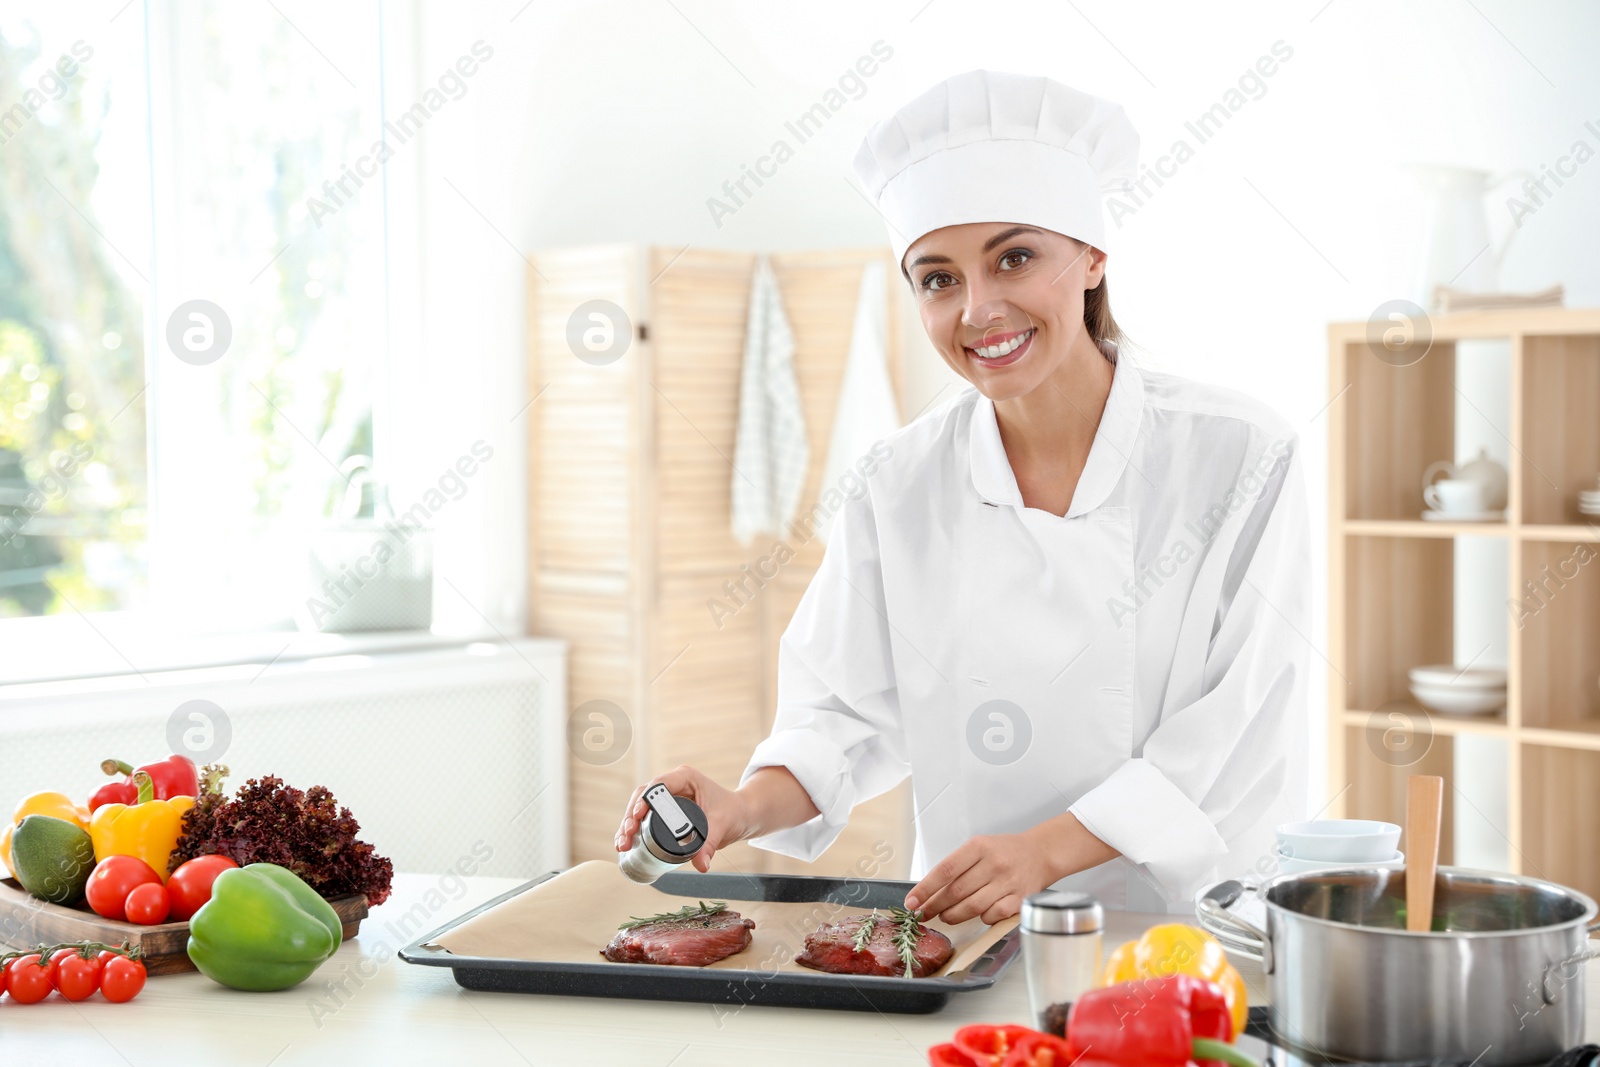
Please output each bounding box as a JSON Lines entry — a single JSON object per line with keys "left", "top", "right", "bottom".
{"left": 1079, "top": 237, "right": 1123, "bottom": 350}
{"left": 1083, "top": 271, "right": 1123, "bottom": 350}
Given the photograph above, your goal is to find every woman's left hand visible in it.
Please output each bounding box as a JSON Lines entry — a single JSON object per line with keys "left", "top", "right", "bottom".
{"left": 904, "top": 813, "right": 1118, "bottom": 924}
{"left": 902, "top": 829, "right": 1057, "bottom": 925}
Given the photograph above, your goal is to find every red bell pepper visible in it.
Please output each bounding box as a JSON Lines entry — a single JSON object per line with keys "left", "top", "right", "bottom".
{"left": 1027, "top": 975, "right": 1256, "bottom": 1067}
{"left": 952, "top": 1024, "right": 1037, "bottom": 1066}
{"left": 999, "top": 1032, "right": 1076, "bottom": 1067}
{"left": 89, "top": 755, "right": 199, "bottom": 811}
{"left": 928, "top": 1045, "right": 981, "bottom": 1067}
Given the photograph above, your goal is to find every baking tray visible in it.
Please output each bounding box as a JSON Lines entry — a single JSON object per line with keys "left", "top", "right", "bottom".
{"left": 398, "top": 868, "right": 1021, "bottom": 1013}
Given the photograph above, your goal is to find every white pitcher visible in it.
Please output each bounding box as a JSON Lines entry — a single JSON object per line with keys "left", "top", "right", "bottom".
{"left": 1405, "top": 164, "right": 1531, "bottom": 307}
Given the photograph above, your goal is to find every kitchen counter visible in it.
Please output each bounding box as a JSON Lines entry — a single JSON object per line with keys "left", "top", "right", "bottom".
{"left": 3, "top": 872, "right": 1598, "bottom": 1066}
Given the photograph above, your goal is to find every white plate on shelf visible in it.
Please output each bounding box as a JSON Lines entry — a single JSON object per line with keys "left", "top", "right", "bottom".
{"left": 1276, "top": 849, "right": 1405, "bottom": 876}
{"left": 1421, "top": 509, "right": 1504, "bottom": 522}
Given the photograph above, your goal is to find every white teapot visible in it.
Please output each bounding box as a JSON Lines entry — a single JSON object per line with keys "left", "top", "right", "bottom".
{"left": 1423, "top": 448, "right": 1508, "bottom": 511}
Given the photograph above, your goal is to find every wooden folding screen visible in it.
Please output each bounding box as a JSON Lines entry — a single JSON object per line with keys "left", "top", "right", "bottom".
{"left": 527, "top": 245, "right": 915, "bottom": 879}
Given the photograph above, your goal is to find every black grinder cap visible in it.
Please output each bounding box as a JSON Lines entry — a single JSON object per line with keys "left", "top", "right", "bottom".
{"left": 643, "top": 783, "right": 708, "bottom": 858}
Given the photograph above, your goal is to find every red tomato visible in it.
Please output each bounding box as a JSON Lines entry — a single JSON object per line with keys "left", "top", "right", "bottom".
{"left": 86, "top": 855, "right": 163, "bottom": 921}
{"left": 954, "top": 1025, "right": 1039, "bottom": 1066}
{"left": 99, "top": 955, "right": 145, "bottom": 1003}
{"left": 124, "top": 882, "right": 170, "bottom": 924}
{"left": 1000, "top": 1033, "right": 1077, "bottom": 1067}
{"left": 55, "top": 953, "right": 102, "bottom": 1001}
{"left": 45, "top": 947, "right": 76, "bottom": 989}
{"left": 166, "top": 854, "right": 238, "bottom": 921}
{"left": 5, "top": 954, "right": 53, "bottom": 1003}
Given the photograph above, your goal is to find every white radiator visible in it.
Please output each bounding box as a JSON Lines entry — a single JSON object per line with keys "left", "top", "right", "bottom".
{"left": 0, "top": 639, "right": 568, "bottom": 879}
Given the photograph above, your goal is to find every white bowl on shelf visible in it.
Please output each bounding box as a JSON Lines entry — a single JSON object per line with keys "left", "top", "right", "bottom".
{"left": 1276, "top": 849, "right": 1405, "bottom": 876}
{"left": 1275, "top": 819, "right": 1402, "bottom": 862}
{"left": 1409, "top": 681, "right": 1506, "bottom": 715}
{"left": 1407, "top": 665, "right": 1507, "bottom": 689}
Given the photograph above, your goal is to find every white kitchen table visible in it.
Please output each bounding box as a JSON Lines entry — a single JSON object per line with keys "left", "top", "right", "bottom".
{"left": 3, "top": 872, "right": 1597, "bottom": 1067}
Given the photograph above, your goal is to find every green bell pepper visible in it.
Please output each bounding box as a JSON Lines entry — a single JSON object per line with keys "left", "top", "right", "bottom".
{"left": 186, "top": 862, "right": 343, "bottom": 991}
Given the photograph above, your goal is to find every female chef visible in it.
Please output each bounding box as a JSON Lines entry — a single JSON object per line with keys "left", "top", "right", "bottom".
{"left": 615, "top": 70, "right": 1311, "bottom": 922}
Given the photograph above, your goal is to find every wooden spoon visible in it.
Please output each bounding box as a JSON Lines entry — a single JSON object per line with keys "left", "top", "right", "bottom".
{"left": 1406, "top": 775, "right": 1444, "bottom": 932}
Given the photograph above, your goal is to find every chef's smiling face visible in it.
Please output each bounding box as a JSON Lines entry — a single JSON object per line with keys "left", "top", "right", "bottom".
{"left": 903, "top": 222, "right": 1107, "bottom": 402}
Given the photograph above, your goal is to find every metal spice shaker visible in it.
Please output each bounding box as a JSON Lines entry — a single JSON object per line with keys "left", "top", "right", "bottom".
{"left": 617, "top": 783, "right": 709, "bottom": 884}
{"left": 1020, "top": 889, "right": 1103, "bottom": 1032}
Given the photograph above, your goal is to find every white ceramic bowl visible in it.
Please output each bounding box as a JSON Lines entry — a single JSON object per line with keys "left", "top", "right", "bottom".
{"left": 1275, "top": 848, "right": 1405, "bottom": 876}
{"left": 1409, "top": 681, "right": 1506, "bottom": 715}
{"left": 1407, "top": 664, "right": 1507, "bottom": 689}
{"left": 1275, "top": 819, "right": 1402, "bottom": 862}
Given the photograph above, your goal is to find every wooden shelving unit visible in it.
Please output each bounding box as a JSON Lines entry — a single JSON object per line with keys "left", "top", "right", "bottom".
{"left": 1328, "top": 307, "right": 1600, "bottom": 900}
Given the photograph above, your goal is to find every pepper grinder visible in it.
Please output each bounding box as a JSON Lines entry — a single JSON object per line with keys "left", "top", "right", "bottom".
{"left": 1020, "top": 889, "right": 1103, "bottom": 1032}
{"left": 617, "top": 784, "right": 709, "bottom": 884}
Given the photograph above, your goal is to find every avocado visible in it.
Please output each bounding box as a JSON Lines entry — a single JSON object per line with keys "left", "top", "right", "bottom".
{"left": 11, "top": 814, "right": 96, "bottom": 905}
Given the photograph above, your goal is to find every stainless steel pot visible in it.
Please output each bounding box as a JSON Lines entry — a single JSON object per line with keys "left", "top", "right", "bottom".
{"left": 1200, "top": 866, "right": 1600, "bottom": 1066}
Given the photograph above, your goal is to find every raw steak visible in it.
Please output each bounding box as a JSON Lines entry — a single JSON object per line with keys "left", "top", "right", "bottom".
{"left": 601, "top": 909, "right": 755, "bottom": 966}
{"left": 796, "top": 912, "right": 954, "bottom": 978}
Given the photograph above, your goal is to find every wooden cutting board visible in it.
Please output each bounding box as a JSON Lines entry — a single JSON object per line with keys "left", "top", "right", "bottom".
{"left": 0, "top": 877, "right": 369, "bottom": 975}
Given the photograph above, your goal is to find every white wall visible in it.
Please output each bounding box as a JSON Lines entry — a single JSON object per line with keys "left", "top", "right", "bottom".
{"left": 397, "top": 0, "right": 1600, "bottom": 812}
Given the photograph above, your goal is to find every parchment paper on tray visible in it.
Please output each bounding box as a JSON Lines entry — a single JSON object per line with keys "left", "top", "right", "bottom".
{"left": 428, "top": 860, "right": 1019, "bottom": 977}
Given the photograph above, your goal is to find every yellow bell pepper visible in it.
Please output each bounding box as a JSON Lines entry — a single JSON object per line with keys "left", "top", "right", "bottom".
{"left": 1098, "top": 922, "right": 1248, "bottom": 1038}
{"left": 4, "top": 791, "right": 90, "bottom": 880}
{"left": 89, "top": 771, "right": 194, "bottom": 881}
{"left": 12, "top": 790, "right": 90, "bottom": 831}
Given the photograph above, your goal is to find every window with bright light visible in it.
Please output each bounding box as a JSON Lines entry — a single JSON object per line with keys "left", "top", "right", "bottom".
{"left": 0, "top": 1, "right": 388, "bottom": 636}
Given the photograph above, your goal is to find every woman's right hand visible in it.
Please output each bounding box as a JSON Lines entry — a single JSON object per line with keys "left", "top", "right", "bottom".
{"left": 614, "top": 765, "right": 750, "bottom": 874}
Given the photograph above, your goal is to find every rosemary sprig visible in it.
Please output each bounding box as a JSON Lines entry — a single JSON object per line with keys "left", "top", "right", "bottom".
{"left": 889, "top": 905, "right": 923, "bottom": 978}
{"left": 617, "top": 899, "right": 728, "bottom": 930}
{"left": 851, "top": 909, "right": 879, "bottom": 952}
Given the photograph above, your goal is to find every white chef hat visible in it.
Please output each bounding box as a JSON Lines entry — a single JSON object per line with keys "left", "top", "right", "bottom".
{"left": 851, "top": 70, "right": 1140, "bottom": 269}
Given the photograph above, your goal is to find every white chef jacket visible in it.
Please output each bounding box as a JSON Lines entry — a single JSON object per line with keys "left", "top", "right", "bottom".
{"left": 738, "top": 342, "right": 1311, "bottom": 912}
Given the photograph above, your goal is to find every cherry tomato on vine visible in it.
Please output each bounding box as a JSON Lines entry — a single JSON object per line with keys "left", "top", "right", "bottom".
{"left": 99, "top": 955, "right": 146, "bottom": 1003}
{"left": 55, "top": 953, "right": 103, "bottom": 1001}
{"left": 45, "top": 947, "right": 76, "bottom": 989}
{"left": 5, "top": 954, "right": 53, "bottom": 1003}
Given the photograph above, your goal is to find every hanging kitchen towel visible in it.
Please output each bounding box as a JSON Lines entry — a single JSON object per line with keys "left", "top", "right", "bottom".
{"left": 730, "top": 255, "right": 809, "bottom": 543}
{"left": 815, "top": 258, "right": 900, "bottom": 542}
